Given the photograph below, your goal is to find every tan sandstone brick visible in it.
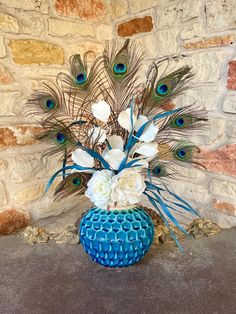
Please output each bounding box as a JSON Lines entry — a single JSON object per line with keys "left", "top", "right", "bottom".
{"left": 0, "top": 125, "right": 42, "bottom": 148}
{"left": 112, "top": 0, "right": 128, "bottom": 18}
{"left": 54, "top": 0, "right": 107, "bottom": 20}
{"left": 9, "top": 39, "right": 64, "bottom": 65}
{"left": 117, "top": 16, "right": 153, "bottom": 37}
{"left": 199, "top": 144, "right": 236, "bottom": 177}
{"left": 184, "top": 35, "right": 235, "bottom": 50}
{"left": 0, "top": 92, "right": 22, "bottom": 116}
{"left": 0, "top": 0, "right": 36, "bottom": 10}
{"left": 212, "top": 199, "right": 236, "bottom": 216}
{"left": 48, "top": 18, "right": 95, "bottom": 37}
{"left": 0, "top": 13, "right": 19, "bottom": 33}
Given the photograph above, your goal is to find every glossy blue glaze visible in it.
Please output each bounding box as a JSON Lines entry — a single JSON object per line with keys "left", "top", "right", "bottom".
{"left": 79, "top": 207, "right": 154, "bottom": 267}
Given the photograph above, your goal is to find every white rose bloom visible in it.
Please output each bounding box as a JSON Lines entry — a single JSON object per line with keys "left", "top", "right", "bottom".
{"left": 85, "top": 170, "right": 114, "bottom": 208}
{"left": 111, "top": 168, "right": 146, "bottom": 207}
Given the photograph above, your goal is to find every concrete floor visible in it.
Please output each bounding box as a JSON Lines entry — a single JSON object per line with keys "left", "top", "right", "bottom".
{"left": 0, "top": 228, "right": 235, "bottom": 314}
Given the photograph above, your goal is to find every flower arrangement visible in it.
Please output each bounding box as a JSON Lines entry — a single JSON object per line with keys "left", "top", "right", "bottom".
{"left": 27, "top": 40, "right": 207, "bottom": 261}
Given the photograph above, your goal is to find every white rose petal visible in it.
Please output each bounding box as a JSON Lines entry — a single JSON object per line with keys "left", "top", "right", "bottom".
{"left": 139, "top": 123, "right": 159, "bottom": 142}
{"left": 135, "top": 142, "right": 158, "bottom": 157}
{"left": 85, "top": 170, "right": 113, "bottom": 208}
{"left": 118, "top": 108, "right": 137, "bottom": 132}
{"left": 91, "top": 100, "right": 111, "bottom": 123}
{"left": 103, "top": 149, "right": 126, "bottom": 170}
{"left": 88, "top": 126, "right": 106, "bottom": 143}
{"left": 134, "top": 114, "right": 148, "bottom": 132}
{"left": 111, "top": 168, "right": 146, "bottom": 207}
{"left": 108, "top": 135, "right": 124, "bottom": 150}
{"left": 71, "top": 148, "right": 94, "bottom": 168}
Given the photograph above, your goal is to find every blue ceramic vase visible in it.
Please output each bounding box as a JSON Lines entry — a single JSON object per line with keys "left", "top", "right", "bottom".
{"left": 79, "top": 207, "right": 154, "bottom": 267}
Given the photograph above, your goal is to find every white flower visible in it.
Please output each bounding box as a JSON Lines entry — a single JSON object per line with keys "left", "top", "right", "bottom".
{"left": 88, "top": 126, "right": 106, "bottom": 143}
{"left": 91, "top": 100, "right": 111, "bottom": 123}
{"left": 118, "top": 108, "right": 137, "bottom": 132}
{"left": 85, "top": 170, "right": 114, "bottom": 208}
{"left": 111, "top": 168, "right": 146, "bottom": 206}
{"left": 107, "top": 135, "right": 124, "bottom": 150}
{"left": 103, "top": 149, "right": 126, "bottom": 170}
{"left": 71, "top": 148, "right": 94, "bottom": 168}
{"left": 135, "top": 142, "right": 159, "bottom": 157}
{"left": 134, "top": 115, "right": 159, "bottom": 142}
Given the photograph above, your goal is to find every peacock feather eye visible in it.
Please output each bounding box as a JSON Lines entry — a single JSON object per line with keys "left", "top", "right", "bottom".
{"left": 43, "top": 98, "right": 56, "bottom": 111}
{"left": 113, "top": 63, "right": 127, "bottom": 75}
{"left": 174, "top": 146, "right": 192, "bottom": 161}
{"left": 171, "top": 115, "right": 193, "bottom": 128}
{"left": 75, "top": 73, "right": 87, "bottom": 85}
{"left": 55, "top": 132, "right": 67, "bottom": 144}
{"left": 157, "top": 83, "right": 169, "bottom": 95}
{"left": 153, "top": 164, "right": 166, "bottom": 177}
{"left": 72, "top": 177, "right": 81, "bottom": 186}
{"left": 178, "top": 149, "right": 186, "bottom": 158}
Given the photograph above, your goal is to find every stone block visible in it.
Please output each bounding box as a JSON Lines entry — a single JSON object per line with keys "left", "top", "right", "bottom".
{"left": 226, "top": 121, "right": 236, "bottom": 138}
{"left": 112, "top": 0, "right": 128, "bottom": 18}
{"left": 156, "top": 0, "right": 201, "bottom": 28}
{"left": 0, "top": 63, "right": 13, "bottom": 84}
{"left": 0, "top": 13, "right": 19, "bottom": 33}
{"left": 9, "top": 39, "right": 64, "bottom": 65}
{"left": 212, "top": 199, "right": 236, "bottom": 216}
{"left": 54, "top": 0, "right": 107, "bottom": 20}
{"left": 223, "top": 92, "right": 236, "bottom": 113}
{"left": 176, "top": 84, "right": 223, "bottom": 111}
{"left": 48, "top": 18, "right": 95, "bottom": 37}
{"left": 199, "top": 144, "right": 236, "bottom": 177}
{"left": 0, "top": 125, "right": 42, "bottom": 148}
{"left": 210, "top": 179, "right": 236, "bottom": 200}
{"left": 0, "top": 182, "right": 7, "bottom": 207}
{"left": 227, "top": 61, "right": 236, "bottom": 90}
{"left": 117, "top": 16, "right": 153, "bottom": 37}
{"left": 0, "top": 209, "right": 30, "bottom": 235}
{"left": 169, "top": 181, "right": 210, "bottom": 204}
{"left": 130, "top": 0, "right": 159, "bottom": 13}
{"left": 8, "top": 154, "right": 61, "bottom": 183}
{"left": 14, "top": 183, "right": 45, "bottom": 205}
{"left": 0, "top": 36, "right": 6, "bottom": 57}
{"left": 95, "top": 24, "right": 112, "bottom": 40}
{"left": 179, "top": 51, "right": 231, "bottom": 82}
{"left": 138, "top": 28, "right": 178, "bottom": 59}
{"left": 0, "top": 92, "right": 22, "bottom": 116}
{"left": 19, "top": 12, "right": 44, "bottom": 36}
{"left": 206, "top": 0, "right": 236, "bottom": 31}
{"left": 184, "top": 35, "right": 234, "bottom": 50}
{"left": 66, "top": 41, "right": 103, "bottom": 60}
{"left": 29, "top": 194, "right": 85, "bottom": 221}
{"left": 180, "top": 23, "right": 203, "bottom": 40}
{"left": 0, "top": 0, "right": 36, "bottom": 10}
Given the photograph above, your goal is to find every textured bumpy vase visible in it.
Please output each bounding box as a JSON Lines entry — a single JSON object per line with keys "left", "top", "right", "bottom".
{"left": 79, "top": 207, "right": 154, "bottom": 267}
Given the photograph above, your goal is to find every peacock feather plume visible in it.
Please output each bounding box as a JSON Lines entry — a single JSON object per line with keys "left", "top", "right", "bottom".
{"left": 28, "top": 39, "right": 207, "bottom": 250}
